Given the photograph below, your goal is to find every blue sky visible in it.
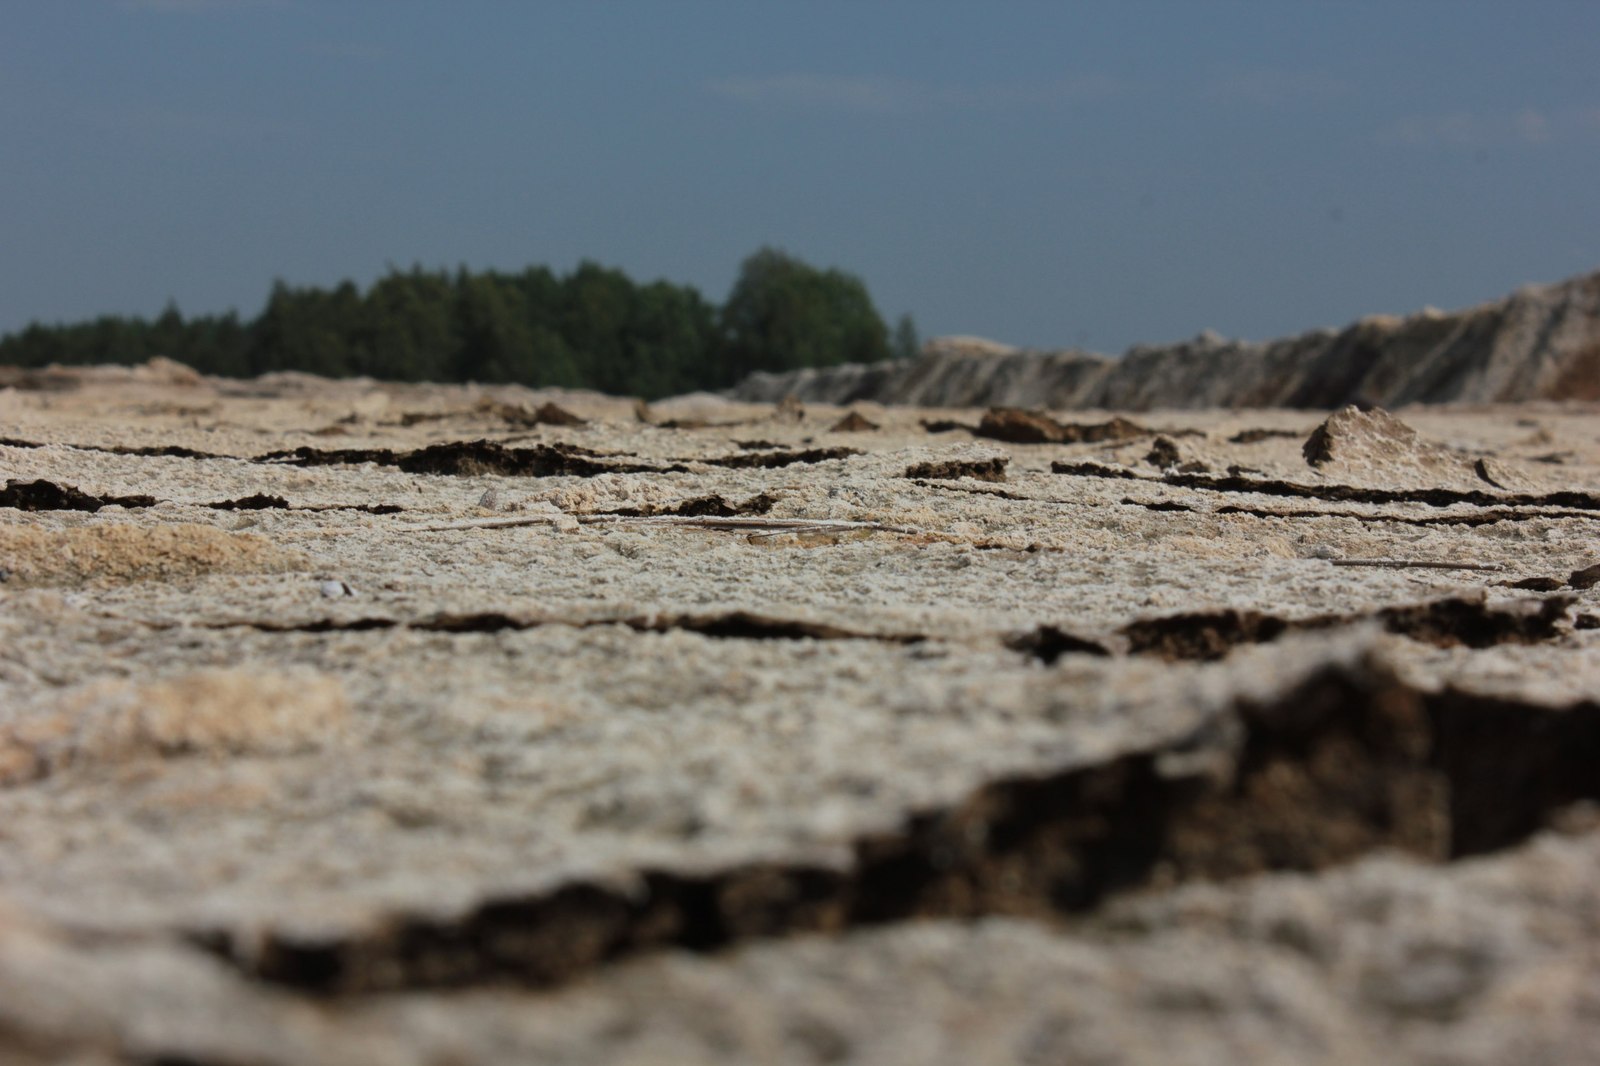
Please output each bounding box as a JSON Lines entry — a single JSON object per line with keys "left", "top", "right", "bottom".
{"left": 4, "top": 1, "right": 1598, "bottom": 354}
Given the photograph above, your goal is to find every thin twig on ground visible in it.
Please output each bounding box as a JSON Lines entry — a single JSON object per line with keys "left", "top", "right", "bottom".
{"left": 398, "top": 514, "right": 919, "bottom": 535}
{"left": 1330, "top": 558, "right": 1505, "bottom": 571}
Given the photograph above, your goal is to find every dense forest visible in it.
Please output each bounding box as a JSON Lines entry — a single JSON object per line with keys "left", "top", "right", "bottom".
{"left": 0, "top": 248, "right": 919, "bottom": 398}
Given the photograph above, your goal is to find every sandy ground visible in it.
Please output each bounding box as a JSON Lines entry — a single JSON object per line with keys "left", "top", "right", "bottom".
{"left": 2, "top": 363, "right": 1599, "bottom": 1064}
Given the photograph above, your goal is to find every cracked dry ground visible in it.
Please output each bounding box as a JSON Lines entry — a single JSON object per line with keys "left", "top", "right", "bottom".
{"left": 3, "top": 369, "right": 1600, "bottom": 1065}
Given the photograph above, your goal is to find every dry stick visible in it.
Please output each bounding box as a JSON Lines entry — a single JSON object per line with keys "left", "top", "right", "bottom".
{"left": 1329, "top": 558, "right": 1505, "bottom": 572}
{"left": 745, "top": 525, "right": 862, "bottom": 541}
{"left": 398, "top": 514, "right": 919, "bottom": 535}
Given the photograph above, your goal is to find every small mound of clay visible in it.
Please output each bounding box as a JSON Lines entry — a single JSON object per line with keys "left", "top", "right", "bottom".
{"left": 1303, "top": 406, "right": 1423, "bottom": 468}
{"left": 772, "top": 395, "right": 805, "bottom": 424}
{"left": 135, "top": 355, "right": 206, "bottom": 387}
{"left": 974, "top": 408, "right": 1067, "bottom": 444}
{"left": 829, "top": 411, "right": 879, "bottom": 432}
{"left": 529, "top": 401, "right": 586, "bottom": 426}
{"left": 483, "top": 400, "right": 587, "bottom": 427}
{"left": 975, "top": 408, "right": 1148, "bottom": 445}
{"left": 0, "top": 523, "right": 302, "bottom": 586}
{"left": 1303, "top": 406, "right": 1531, "bottom": 492}
{"left": 1145, "top": 437, "right": 1182, "bottom": 469}
{"left": 0, "top": 669, "right": 349, "bottom": 786}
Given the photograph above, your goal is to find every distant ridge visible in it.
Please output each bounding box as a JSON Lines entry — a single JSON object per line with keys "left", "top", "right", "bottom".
{"left": 729, "top": 269, "right": 1600, "bottom": 409}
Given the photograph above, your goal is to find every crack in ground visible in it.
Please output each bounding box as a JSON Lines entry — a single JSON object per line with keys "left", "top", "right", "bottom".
{"left": 186, "top": 598, "right": 1565, "bottom": 663}
{"left": 594, "top": 493, "right": 778, "bottom": 518}
{"left": 192, "top": 657, "right": 1600, "bottom": 995}
{"left": 1227, "top": 428, "right": 1306, "bottom": 444}
{"left": 185, "top": 610, "right": 924, "bottom": 645}
{"left": 615, "top": 611, "right": 923, "bottom": 644}
{"left": 1054, "top": 460, "right": 1600, "bottom": 511}
{"left": 206, "top": 495, "right": 405, "bottom": 515}
{"left": 3, "top": 433, "right": 677, "bottom": 480}
{"left": 254, "top": 440, "right": 683, "bottom": 477}
{"left": 1004, "top": 625, "right": 1114, "bottom": 663}
{"left": 255, "top": 440, "right": 859, "bottom": 475}
{"left": 1211, "top": 503, "right": 1600, "bottom": 527}
{"left": 1113, "top": 596, "right": 1572, "bottom": 662}
{"left": 692, "top": 446, "right": 861, "bottom": 469}
{"left": 909, "top": 479, "right": 1032, "bottom": 501}
{"left": 1117, "top": 496, "right": 1600, "bottom": 527}
{"left": 914, "top": 480, "right": 1599, "bottom": 530}
{"left": 0, "top": 479, "right": 156, "bottom": 512}
{"left": 5, "top": 433, "right": 855, "bottom": 481}
{"left": 0, "top": 437, "right": 230, "bottom": 461}
{"left": 0, "top": 479, "right": 404, "bottom": 515}
{"left": 1006, "top": 596, "right": 1571, "bottom": 664}
{"left": 903, "top": 457, "right": 1010, "bottom": 482}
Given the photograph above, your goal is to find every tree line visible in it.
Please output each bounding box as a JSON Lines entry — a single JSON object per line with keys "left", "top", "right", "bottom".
{"left": 0, "top": 248, "right": 919, "bottom": 398}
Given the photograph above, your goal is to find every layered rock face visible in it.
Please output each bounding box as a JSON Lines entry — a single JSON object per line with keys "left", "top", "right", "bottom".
{"left": 732, "top": 269, "right": 1600, "bottom": 409}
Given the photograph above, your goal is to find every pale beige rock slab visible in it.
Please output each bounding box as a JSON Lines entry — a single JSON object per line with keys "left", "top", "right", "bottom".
{"left": 1, "top": 827, "right": 1597, "bottom": 1065}
{"left": 2, "top": 368, "right": 1600, "bottom": 1062}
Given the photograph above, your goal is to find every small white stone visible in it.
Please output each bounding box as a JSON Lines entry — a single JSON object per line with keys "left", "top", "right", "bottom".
{"left": 320, "top": 580, "right": 355, "bottom": 598}
{"left": 552, "top": 515, "right": 580, "bottom": 534}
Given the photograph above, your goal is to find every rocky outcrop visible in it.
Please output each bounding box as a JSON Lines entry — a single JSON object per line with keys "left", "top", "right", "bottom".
{"left": 730, "top": 269, "right": 1600, "bottom": 409}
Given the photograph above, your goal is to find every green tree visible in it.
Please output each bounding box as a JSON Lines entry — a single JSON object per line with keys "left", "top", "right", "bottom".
{"left": 87, "top": 315, "right": 151, "bottom": 365}
{"left": 359, "top": 268, "right": 455, "bottom": 381}
{"left": 891, "top": 313, "right": 921, "bottom": 360}
{"left": 1, "top": 249, "right": 898, "bottom": 395}
{"left": 149, "top": 301, "right": 188, "bottom": 363}
{"left": 186, "top": 311, "right": 250, "bottom": 376}
{"left": 719, "top": 247, "right": 889, "bottom": 378}
{"left": 623, "top": 280, "right": 720, "bottom": 397}
{"left": 560, "top": 261, "right": 636, "bottom": 394}
{"left": 513, "top": 266, "right": 582, "bottom": 386}
{"left": 247, "top": 281, "right": 358, "bottom": 376}
{"left": 0, "top": 323, "right": 62, "bottom": 367}
{"left": 452, "top": 270, "right": 536, "bottom": 383}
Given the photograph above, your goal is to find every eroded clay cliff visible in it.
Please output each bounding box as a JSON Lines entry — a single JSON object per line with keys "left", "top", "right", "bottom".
{"left": 731, "top": 269, "right": 1600, "bottom": 410}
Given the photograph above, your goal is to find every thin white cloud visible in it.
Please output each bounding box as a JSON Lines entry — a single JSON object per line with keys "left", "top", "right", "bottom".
{"left": 80, "top": 98, "right": 305, "bottom": 143}
{"left": 711, "top": 74, "right": 909, "bottom": 112}
{"left": 301, "top": 40, "right": 389, "bottom": 63}
{"left": 1513, "top": 108, "right": 1552, "bottom": 144}
{"left": 1378, "top": 106, "right": 1587, "bottom": 148}
{"left": 939, "top": 74, "right": 1124, "bottom": 108}
{"left": 707, "top": 73, "right": 1124, "bottom": 113}
{"left": 118, "top": 0, "right": 285, "bottom": 12}
{"left": 1204, "top": 68, "right": 1350, "bottom": 108}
